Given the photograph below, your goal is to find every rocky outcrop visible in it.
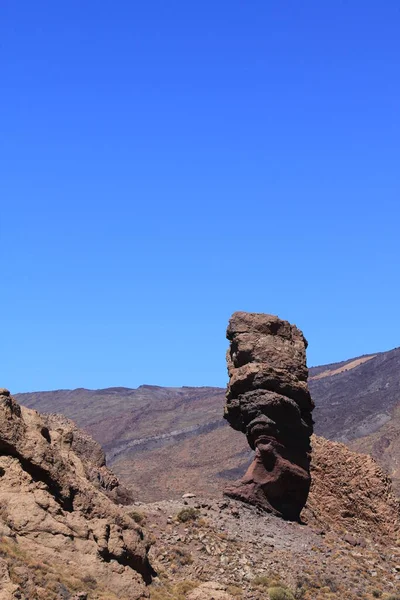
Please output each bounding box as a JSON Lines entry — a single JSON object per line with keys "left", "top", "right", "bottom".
{"left": 0, "top": 388, "right": 153, "bottom": 600}
{"left": 43, "top": 413, "right": 135, "bottom": 505}
{"left": 305, "top": 435, "right": 400, "bottom": 540}
{"left": 223, "top": 312, "right": 314, "bottom": 520}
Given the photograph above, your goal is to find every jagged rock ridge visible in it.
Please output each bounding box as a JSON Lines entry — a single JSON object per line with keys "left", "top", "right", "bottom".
{"left": 223, "top": 312, "right": 314, "bottom": 520}
{"left": 0, "top": 388, "right": 153, "bottom": 600}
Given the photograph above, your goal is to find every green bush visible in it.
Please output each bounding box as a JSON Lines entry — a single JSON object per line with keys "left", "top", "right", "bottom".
{"left": 268, "top": 586, "right": 295, "bottom": 600}
{"left": 128, "top": 510, "right": 145, "bottom": 524}
{"left": 176, "top": 508, "right": 199, "bottom": 523}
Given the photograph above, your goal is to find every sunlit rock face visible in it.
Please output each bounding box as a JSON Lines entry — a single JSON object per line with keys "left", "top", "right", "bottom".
{"left": 0, "top": 388, "right": 153, "bottom": 599}
{"left": 223, "top": 312, "right": 314, "bottom": 521}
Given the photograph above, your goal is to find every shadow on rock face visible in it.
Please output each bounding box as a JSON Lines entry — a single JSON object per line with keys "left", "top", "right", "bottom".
{"left": 0, "top": 388, "right": 154, "bottom": 599}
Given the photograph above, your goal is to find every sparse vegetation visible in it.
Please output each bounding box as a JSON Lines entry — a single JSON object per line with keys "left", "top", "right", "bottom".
{"left": 253, "top": 575, "right": 272, "bottom": 587}
{"left": 176, "top": 507, "right": 199, "bottom": 523}
{"left": 82, "top": 574, "right": 97, "bottom": 590}
{"left": 226, "top": 584, "right": 243, "bottom": 597}
{"left": 294, "top": 586, "right": 306, "bottom": 600}
{"left": 170, "top": 546, "right": 193, "bottom": 566}
{"left": 322, "top": 576, "right": 339, "bottom": 593}
{"left": 0, "top": 538, "right": 121, "bottom": 600}
{"left": 149, "top": 577, "right": 199, "bottom": 600}
{"left": 253, "top": 574, "right": 281, "bottom": 588}
{"left": 128, "top": 509, "right": 146, "bottom": 524}
{"left": 268, "top": 586, "right": 296, "bottom": 600}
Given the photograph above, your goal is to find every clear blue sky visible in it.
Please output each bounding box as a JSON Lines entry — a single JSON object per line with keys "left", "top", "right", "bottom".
{"left": 2, "top": 1, "right": 399, "bottom": 393}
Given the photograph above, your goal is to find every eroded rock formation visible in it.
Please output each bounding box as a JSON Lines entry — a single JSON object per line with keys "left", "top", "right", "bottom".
{"left": 223, "top": 312, "right": 314, "bottom": 520}
{"left": 305, "top": 435, "right": 400, "bottom": 540}
{"left": 43, "top": 412, "right": 135, "bottom": 505}
{"left": 0, "top": 388, "right": 153, "bottom": 600}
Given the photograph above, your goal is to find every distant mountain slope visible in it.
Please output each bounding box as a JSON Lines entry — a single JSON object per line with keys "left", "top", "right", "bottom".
{"left": 17, "top": 385, "right": 227, "bottom": 454}
{"left": 310, "top": 347, "right": 400, "bottom": 441}
{"left": 309, "top": 354, "right": 376, "bottom": 380}
{"left": 17, "top": 385, "right": 233, "bottom": 501}
{"left": 16, "top": 345, "right": 400, "bottom": 498}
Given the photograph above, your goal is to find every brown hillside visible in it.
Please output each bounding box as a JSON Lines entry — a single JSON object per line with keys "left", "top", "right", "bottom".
{"left": 15, "top": 345, "right": 400, "bottom": 498}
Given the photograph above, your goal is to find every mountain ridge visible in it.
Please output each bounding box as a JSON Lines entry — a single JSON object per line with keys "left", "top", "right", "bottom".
{"left": 15, "top": 345, "right": 400, "bottom": 497}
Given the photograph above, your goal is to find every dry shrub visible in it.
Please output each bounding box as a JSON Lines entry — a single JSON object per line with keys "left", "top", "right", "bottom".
{"left": 268, "top": 586, "right": 295, "bottom": 600}
{"left": 176, "top": 508, "right": 199, "bottom": 523}
{"left": 128, "top": 510, "right": 146, "bottom": 524}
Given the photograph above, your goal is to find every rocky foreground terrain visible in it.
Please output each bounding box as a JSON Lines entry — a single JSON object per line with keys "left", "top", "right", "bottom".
{"left": 2, "top": 385, "right": 400, "bottom": 600}
{"left": 143, "top": 433, "right": 400, "bottom": 600}
{"left": 4, "top": 310, "right": 400, "bottom": 600}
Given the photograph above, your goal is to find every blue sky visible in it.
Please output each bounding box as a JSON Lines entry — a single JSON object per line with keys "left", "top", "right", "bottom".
{"left": 2, "top": 1, "right": 400, "bottom": 393}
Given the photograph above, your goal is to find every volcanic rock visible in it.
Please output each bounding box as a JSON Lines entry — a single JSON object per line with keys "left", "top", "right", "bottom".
{"left": 43, "top": 412, "right": 135, "bottom": 505}
{"left": 224, "top": 312, "right": 314, "bottom": 520}
{"left": 305, "top": 435, "right": 400, "bottom": 540}
{"left": 0, "top": 389, "right": 153, "bottom": 600}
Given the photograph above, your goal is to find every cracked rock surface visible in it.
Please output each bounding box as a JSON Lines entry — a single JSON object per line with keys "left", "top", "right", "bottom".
{"left": 0, "top": 388, "right": 153, "bottom": 600}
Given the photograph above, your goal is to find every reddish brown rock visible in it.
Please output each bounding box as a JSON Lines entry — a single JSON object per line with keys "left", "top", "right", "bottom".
{"left": 224, "top": 312, "right": 314, "bottom": 520}
{"left": 304, "top": 435, "right": 400, "bottom": 540}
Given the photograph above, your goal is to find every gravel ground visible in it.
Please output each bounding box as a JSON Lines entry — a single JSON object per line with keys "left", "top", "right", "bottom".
{"left": 129, "top": 495, "right": 400, "bottom": 600}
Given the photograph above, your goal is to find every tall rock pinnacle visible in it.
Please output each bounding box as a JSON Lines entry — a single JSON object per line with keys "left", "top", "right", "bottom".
{"left": 223, "top": 312, "right": 314, "bottom": 520}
